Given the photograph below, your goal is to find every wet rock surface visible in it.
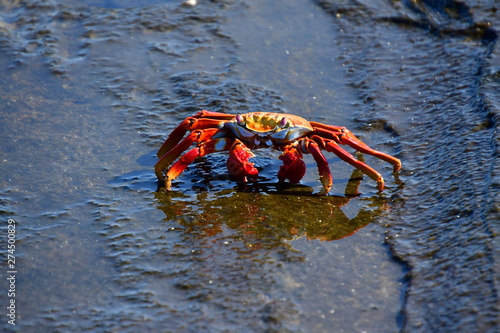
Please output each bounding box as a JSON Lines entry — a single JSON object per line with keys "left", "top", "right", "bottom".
{"left": 0, "top": 0, "right": 498, "bottom": 332}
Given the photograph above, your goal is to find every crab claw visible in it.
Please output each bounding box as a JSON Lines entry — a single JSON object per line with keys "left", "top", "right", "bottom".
{"left": 226, "top": 140, "right": 259, "bottom": 182}
{"left": 278, "top": 144, "right": 306, "bottom": 184}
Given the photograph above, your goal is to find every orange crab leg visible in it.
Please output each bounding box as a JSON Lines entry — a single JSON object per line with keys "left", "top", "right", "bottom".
{"left": 278, "top": 140, "right": 333, "bottom": 194}
{"left": 338, "top": 134, "right": 401, "bottom": 172}
{"left": 310, "top": 121, "right": 344, "bottom": 132}
{"left": 312, "top": 123, "right": 401, "bottom": 172}
{"left": 161, "top": 138, "right": 234, "bottom": 190}
{"left": 157, "top": 110, "right": 236, "bottom": 158}
{"left": 312, "top": 136, "right": 386, "bottom": 191}
{"left": 157, "top": 118, "right": 193, "bottom": 158}
{"left": 301, "top": 139, "right": 333, "bottom": 195}
{"left": 155, "top": 128, "right": 220, "bottom": 180}
{"left": 157, "top": 119, "right": 217, "bottom": 158}
{"left": 194, "top": 110, "right": 237, "bottom": 120}
{"left": 226, "top": 140, "right": 259, "bottom": 182}
{"left": 277, "top": 142, "right": 306, "bottom": 184}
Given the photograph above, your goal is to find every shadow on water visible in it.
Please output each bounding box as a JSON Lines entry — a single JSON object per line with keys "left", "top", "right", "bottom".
{"left": 155, "top": 169, "right": 387, "bottom": 243}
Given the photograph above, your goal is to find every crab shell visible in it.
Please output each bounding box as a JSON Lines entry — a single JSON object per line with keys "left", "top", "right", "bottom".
{"left": 222, "top": 112, "right": 313, "bottom": 148}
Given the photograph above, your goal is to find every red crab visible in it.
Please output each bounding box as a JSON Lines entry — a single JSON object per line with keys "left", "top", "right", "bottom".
{"left": 155, "top": 110, "right": 401, "bottom": 194}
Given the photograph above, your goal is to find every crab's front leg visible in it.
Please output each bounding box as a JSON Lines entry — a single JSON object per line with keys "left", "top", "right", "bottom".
{"left": 226, "top": 140, "right": 259, "bottom": 182}
{"left": 277, "top": 142, "right": 306, "bottom": 184}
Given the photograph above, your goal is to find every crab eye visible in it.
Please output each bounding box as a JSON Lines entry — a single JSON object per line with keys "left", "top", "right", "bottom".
{"left": 279, "top": 117, "right": 289, "bottom": 128}
{"left": 236, "top": 114, "right": 245, "bottom": 126}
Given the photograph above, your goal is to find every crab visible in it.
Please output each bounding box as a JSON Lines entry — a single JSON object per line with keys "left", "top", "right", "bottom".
{"left": 155, "top": 110, "right": 401, "bottom": 194}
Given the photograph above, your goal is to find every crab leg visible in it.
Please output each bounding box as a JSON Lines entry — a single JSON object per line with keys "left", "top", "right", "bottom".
{"left": 338, "top": 133, "right": 401, "bottom": 172}
{"left": 155, "top": 128, "right": 220, "bottom": 180}
{"left": 312, "top": 123, "right": 401, "bottom": 172}
{"left": 160, "top": 138, "right": 234, "bottom": 190}
{"left": 157, "top": 110, "right": 236, "bottom": 158}
{"left": 301, "top": 139, "right": 333, "bottom": 195}
{"left": 310, "top": 121, "right": 345, "bottom": 134}
{"left": 312, "top": 136, "right": 386, "bottom": 191}
{"left": 226, "top": 140, "right": 259, "bottom": 182}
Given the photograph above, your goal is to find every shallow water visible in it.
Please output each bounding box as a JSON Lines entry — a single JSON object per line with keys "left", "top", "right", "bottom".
{"left": 0, "top": 0, "right": 498, "bottom": 332}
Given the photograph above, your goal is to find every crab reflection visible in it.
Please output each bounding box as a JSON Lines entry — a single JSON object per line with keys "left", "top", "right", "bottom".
{"left": 155, "top": 169, "right": 388, "bottom": 244}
